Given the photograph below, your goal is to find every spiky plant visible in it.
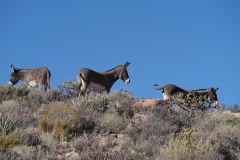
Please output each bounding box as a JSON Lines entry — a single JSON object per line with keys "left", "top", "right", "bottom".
{"left": 0, "top": 113, "right": 17, "bottom": 134}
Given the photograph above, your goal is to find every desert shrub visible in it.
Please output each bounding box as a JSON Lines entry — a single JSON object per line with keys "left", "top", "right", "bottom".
{"left": 209, "top": 126, "right": 240, "bottom": 160}
{"left": 72, "top": 93, "right": 109, "bottom": 113}
{"left": 0, "top": 101, "right": 36, "bottom": 129}
{"left": 197, "top": 112, "right": 240, "bottom": 132}
{"left": 0, "top": 148, "right": 22, "bottom": 160}
{"left": 0, "top": 85, "right": 29, "bottom": 103}
{"left": 12, "top": 145, "right": 57, "bottom": 160}
{"left": 229, "top": 105, "right": 240, "bottom": 113}
{"left": 110, "top": 89, "right": 133, "bottom": 98}
{"left": 58, "top": 80, "right": 79, "bottom": 97}
{"left": 27, "top": 90, "right": 63, "bottom": 104}
{"left": 72, "top": 133, "right": 142, "bottom": 160}
{"left": 0, "top": 135, "right": 22, "bottom": 149}
{"left": 99, "top": 112, "right": 128, "bottom": 134}
{"left": 17, "top": 90, "right": 63, "bottom": 113}
{"left": 122, "top": 105, "right": 207, "bottom": 159}
{"left": 159, "top": 129, "right": 220, "bottom": 160}
{"left": 65, "top": 110, "right": 96, "bottom": 139}
{"left": 0, "top": 113, "right": 17, "bottom": 134}
{"left": 73, "top": 133, "right": 109, "bottom": 159}
{"left": 39, "top": 133, "right": 57, "bottom": 152}
{"left": 195, "top": 112, "right": 240, "bottom": 159}
{"left": 13, "top": 128, "right": 41, "bottom": 146}
{"left": 37, "top": 101, "right": 76, "bottom": 121}
{"left": 125, "top": 112, "right": 174, "bottom": 158}
{"left": 108, "top": 97, "right": 134, "bottom": 119}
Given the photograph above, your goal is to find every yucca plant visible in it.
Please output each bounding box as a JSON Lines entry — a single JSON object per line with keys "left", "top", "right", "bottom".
{"left": 72, "top": 93, "right": 109, "bottom": 113}
{"left": 0, "top": 113, "right": 16, "bottom": 134}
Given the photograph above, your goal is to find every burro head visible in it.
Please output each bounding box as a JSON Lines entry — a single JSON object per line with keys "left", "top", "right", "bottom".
{"left": 208, "top": 87, "right": 219, "bottom": 107}
{"left": 8, "top": 64, "right": 20, "bottom": 86}
{"left": 119, "top": 62, "right": 130, "bottom": 84}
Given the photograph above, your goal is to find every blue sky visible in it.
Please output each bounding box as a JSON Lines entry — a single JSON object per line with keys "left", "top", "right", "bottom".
{"left": 0, "top": 0, "right": 239, "bottom": 105}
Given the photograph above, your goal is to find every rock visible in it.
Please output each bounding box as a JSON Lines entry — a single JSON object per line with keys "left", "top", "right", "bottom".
{"left": 133, "top": 99, "right": 165, "bottom": 108}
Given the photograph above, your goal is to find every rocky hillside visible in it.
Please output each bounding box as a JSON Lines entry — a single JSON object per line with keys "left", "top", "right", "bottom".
{"left": 0, "top": 85, "right": 240, "bottom": 160}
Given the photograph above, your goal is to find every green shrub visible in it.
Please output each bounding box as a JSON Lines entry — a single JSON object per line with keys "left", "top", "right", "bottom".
{"left": 58, "top": 80, "right": 79, "bottom": 97}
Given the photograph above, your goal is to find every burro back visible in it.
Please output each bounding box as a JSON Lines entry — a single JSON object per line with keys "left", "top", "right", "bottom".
{"left": 9, "top": 64, "right": 51, "bottom": 91}
{"left": 77, "top": 62, "right": 130, "bottom": 95}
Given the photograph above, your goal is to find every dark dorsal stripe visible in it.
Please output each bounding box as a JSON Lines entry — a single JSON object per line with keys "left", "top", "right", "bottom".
{"left": 105, "top": 65, "right": 121, "bottom": 72}
{"left": 189, "top": 88, "right": 211, "bottom": 92}
{"left": 14, "top": 68, "right": 30, "bottom": 72}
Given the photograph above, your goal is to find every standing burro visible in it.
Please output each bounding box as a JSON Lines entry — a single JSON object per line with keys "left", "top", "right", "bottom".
{"left": 8, "top": 64, "right": 51, "bottom": 91}
{"left": 77, "top": 62, "right": 131, "bottom": 95}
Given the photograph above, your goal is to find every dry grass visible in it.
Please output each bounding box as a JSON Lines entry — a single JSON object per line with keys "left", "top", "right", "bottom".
{"left": 37, "top": 116, "right": 54, "bottom": 133}
{"left": 0, "top": 135, "right": 22, "bottom": 149}
{"left": 159, "top": 128, "right": 220, "bottom": 160}
{"left": 0, "top": 85, "right": 239, "bottom": 159}
{"left": 99, "top": 112, "right": 128, "bottom": 134}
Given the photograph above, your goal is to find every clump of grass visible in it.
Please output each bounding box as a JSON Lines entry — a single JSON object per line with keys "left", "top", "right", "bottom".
{"left": 0, "top": 135, "right": 22, "bottom": 149}
{"left": 52, "top": 118, "right": 67, "bottom": 141}
{"left": 37, "top": 116, "right": 54, "bottom": 133}
{"left": 38, "top": 115, "right": 79, "bottom": 141}
{"left": 37, "top": 103, "right": 96, "bottom": 140}
{"left": 72, "top": 93, "right": 109, "bottom": 113}
{"left": 0, "top": 113, "right": 16, "bottom": 134}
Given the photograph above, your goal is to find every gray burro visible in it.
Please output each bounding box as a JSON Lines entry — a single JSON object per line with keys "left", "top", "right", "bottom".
{"left": 8, "top": 64, "right": 51, "bottom": 91}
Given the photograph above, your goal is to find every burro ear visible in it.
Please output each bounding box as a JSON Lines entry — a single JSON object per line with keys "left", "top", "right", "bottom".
{"left": 211, "top": 87, "right": 219, "bottom": 92}
{"left": 10, "top": 64, "right": 15, "bottom": 72}
{"left": 124, "top": 62, "right": 130, "bottom": 67}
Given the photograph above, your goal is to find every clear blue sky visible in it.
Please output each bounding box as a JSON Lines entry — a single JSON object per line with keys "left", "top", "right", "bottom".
{"left": 0, "top": 0, "right": 239, "bottom": 105}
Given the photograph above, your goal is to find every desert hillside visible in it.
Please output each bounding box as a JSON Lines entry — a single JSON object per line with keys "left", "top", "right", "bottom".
{"left": 0, "top": 85, "right": 240, "bottom": 160}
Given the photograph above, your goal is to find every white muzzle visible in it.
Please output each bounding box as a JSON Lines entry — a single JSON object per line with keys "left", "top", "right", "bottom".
{"left": 124, "top": 78, "right": 130, "bottom": 84}
{"left": 213, "top": 101, "right": 219, "bottom": 107}
{"left": 8, "top": 81, "right": 13, "bottom": 86}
